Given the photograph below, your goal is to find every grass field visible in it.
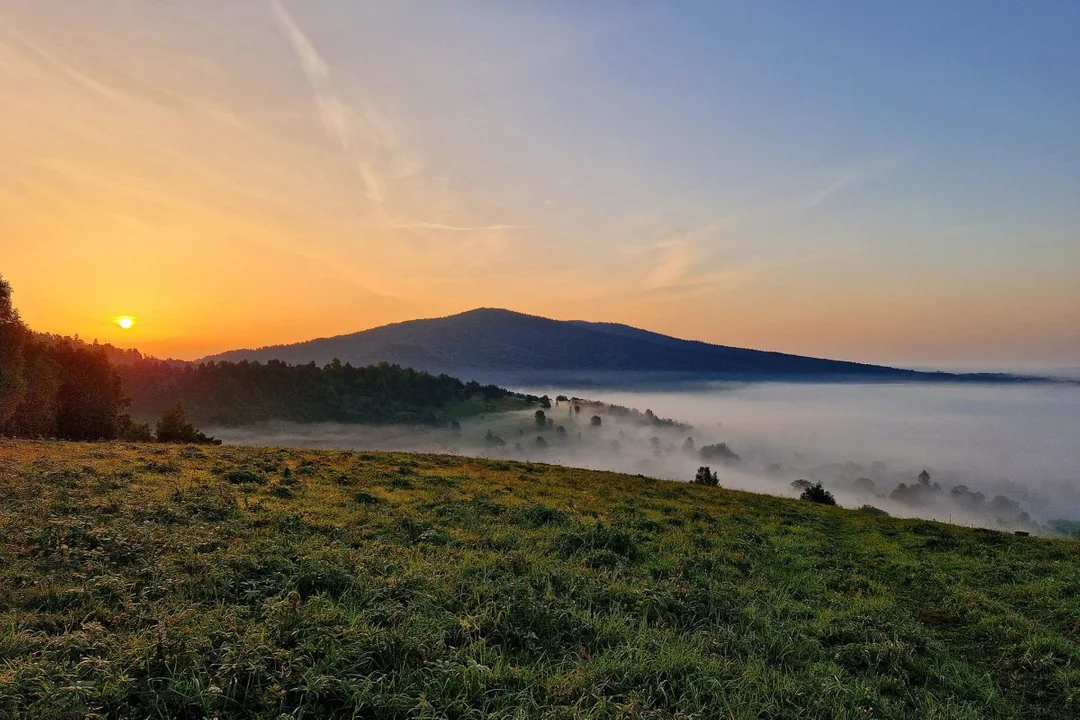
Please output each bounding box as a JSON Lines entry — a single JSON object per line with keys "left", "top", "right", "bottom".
{"left": 0, "top": 440, "right": 1077, "bottom": 719}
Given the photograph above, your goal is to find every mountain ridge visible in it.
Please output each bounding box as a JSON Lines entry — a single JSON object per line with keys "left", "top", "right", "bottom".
{"left": 198, "top": 308, "right": 1033, "bottom": 386}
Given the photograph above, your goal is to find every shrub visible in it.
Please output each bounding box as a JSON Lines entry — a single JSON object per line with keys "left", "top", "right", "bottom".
{"left": 155, "top": 402, "right": 219, "bottom": 444}
{"left": 800, "top": 481, "right": 837, "bottom": 506}
{"left": 693, "top": 466, "right": 719, "bottom": 486}
{"left": 353, "top": 491, "right": 383, "bottom": 505}
{"left": 224, "top": 469, "right": 265, "bottom": 485}
{"left": 118, "top": 416, "right": 154, "bottom": 442}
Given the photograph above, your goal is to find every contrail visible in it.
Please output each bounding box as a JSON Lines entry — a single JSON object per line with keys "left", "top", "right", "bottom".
{"left": 271, "top": 0, "right": 383, "bottom": 201}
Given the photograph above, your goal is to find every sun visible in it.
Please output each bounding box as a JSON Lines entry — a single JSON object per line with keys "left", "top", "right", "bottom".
{"left": 115, "top": 316, "right": 135, "bottom": 330}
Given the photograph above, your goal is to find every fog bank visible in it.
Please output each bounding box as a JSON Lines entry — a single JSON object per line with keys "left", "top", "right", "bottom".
{"left": 210, "top": 382, "right": 1080, "bottom": 533}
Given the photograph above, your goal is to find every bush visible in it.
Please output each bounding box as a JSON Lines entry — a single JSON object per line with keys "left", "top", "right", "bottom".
{"left": 118, "top": 415, "right": 154, "bottom": 442}
{"left": 800, "top": 481, "right": 837, "bottom": 506}
{"left": 156, "top": 402, "right": 219, "bottom": 444}
{"left": 693, "top": 466, "right": 719, "bottom": 486}
{"left": 223, "top": 469, "right": 265, "bottom": 485}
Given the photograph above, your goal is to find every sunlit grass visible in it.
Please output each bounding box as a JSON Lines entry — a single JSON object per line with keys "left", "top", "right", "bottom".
{"left": 0, "top": 440, "right": 1076, "bottom": 719}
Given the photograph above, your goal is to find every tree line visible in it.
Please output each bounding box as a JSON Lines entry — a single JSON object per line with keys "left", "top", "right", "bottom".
{"left": 1, "top": 275, "right": 523, "bottom": 440}
{"left": 1, "top": 278, "right": 129, "bottom": 440}
{"left": 119, "top": 357, "right": 517, "bottom": 426}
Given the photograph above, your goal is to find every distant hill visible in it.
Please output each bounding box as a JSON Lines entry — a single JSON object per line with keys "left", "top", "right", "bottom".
{"left": 200, "top": 308, "right": 1027, "bottom": 386}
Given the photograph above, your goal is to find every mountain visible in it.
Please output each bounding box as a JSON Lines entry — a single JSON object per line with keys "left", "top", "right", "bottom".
{"left": 199, "top": 308, "right": 1023, "bottom": 387}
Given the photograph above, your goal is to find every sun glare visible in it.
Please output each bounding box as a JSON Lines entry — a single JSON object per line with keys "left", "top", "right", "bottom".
{"left": 115, "top": 316, "right": 135, "bottom": 330}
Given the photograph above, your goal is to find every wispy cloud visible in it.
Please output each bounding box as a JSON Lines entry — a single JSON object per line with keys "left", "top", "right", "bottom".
{"left": 800, "top": 169, "right": 862, "bottom": 211}
{"left": 640, "top": 217, "right": 733, "bottom": 291}
{"left": 270, "top": 0, "right": 522, "bottom": 249}
{"left": 394, "top": 222, "right": 529, "bottom": 232}
{"left": 644, "top": 239, "right": 691, "bottom": 290}
{"left": 271, "top": 0, "right": 392, "bottom": 205}
{"left": 0, "top": 18, "right": 123, "bottom": 102}
{"left": 797, "top": 154, "right": 907, "bottom": 212}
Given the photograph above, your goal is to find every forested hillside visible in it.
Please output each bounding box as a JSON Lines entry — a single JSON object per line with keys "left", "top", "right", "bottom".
{"left": 0, "top": 275, "right": 531, "bottom": 438}
{"left": 119, "top": 358, "right": 530, "bottom": 426}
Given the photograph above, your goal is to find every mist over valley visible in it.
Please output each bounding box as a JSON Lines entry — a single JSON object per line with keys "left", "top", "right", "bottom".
{"left": 210, "top": 379, "right": 1080, "bottom": 535}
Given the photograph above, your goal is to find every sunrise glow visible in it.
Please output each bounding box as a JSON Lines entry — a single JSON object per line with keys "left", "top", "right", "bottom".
{"left": 0, "top": 2, "right": 1076, "bottom": 365}
{"left": 115, "top": 316, "right": 135, "bottom": 330}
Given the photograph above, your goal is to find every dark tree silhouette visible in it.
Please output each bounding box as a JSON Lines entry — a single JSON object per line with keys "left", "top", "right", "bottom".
{"left": 800, "top": 482, "right": 837, "bottom": 506}
{"left": 118, "top": 415, "right": 154, "bottom": 442}
{"left": 156, "top": 402, "right": 219, "bottom": 444}
{"left": 700, "top": 442, "right": 740, "bottom": 462}
{"left": 0, "top": 275, "right": 26, "bottom": 429}
{"left": 693, "top": 466, "right": 719, "bottom": 486}
{"left": 50, "top": 344, "right": 125, "bottom": 440}
{"left": 590, "top": 415, "right": 602, "bottom": 427}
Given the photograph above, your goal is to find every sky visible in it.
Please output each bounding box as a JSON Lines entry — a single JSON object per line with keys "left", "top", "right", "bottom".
{"left": 0, "top": 0, "right": 1077, "bottom": 365}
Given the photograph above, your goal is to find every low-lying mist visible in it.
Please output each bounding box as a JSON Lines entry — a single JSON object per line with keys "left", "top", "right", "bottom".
{"left": 210, "top": 381, "right": 1080, "bottom": 534}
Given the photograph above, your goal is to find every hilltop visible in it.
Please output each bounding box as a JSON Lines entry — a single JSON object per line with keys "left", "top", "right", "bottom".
{"left": 1, "top": 440, "right": 1076, "bottom": 719}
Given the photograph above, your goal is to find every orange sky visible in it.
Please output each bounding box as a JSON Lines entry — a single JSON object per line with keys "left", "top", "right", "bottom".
{"left": 1, "top": 1, "right": 1077, "bottom": 366}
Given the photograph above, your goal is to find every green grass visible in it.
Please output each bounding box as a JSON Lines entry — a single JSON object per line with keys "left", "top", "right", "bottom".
{"left": 0, "top": 440, "right": 1077, "bottom": 719}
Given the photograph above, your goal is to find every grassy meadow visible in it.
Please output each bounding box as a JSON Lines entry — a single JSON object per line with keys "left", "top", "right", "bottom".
{"left": 0, "top": 440, "right": 1077, "bottom": 719}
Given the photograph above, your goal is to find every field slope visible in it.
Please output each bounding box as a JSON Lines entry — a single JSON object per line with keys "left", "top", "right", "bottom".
{"left": 1, "top": 441, "right": 1077, "bottom": 719}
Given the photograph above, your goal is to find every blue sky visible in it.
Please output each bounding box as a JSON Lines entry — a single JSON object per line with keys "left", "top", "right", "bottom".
{"left": 0, "top": 0, "right": 1076, "bottom": 363}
